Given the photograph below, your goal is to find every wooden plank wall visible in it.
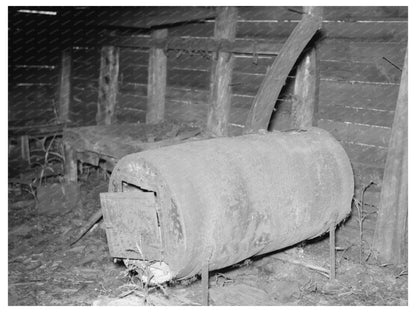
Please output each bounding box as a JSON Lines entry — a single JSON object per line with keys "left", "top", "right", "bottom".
{"left": 9, "top": 7, "right": 408, "bottom": 205}
{"left": 8, "top": 6, "right": 408, "bottom": 245}
{"left": 9, "top": 8, "right": 61, "bottom": 127}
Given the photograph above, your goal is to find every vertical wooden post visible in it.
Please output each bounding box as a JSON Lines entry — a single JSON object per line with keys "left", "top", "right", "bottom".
{"left": 64, "top": 141, "right": 77, "bottom": 182}
{"left": 20, "top": 135, "right": 30, "bottom": 164}
{"left": 329, "top": 222, "right": 336, "bottom": 280}
{"left": 58, "top": 48, "right": 72, "bottom": 123}
{"left": 207, "top": 7, "right": 238, "bottom": 136}
{"left": 290, "top": 6, "right": 322, "bottom": 129}
{"left": 146, "top": 29, "right": 168, "bottom": 124}
{"left": 201, "top": 257, "right": 209, "bottom": 306}
{"left": 96, "top": 46, "right": 119, "bottom": 125}
{"left": 372, "top": 49, "right": 408, "bottom": 265}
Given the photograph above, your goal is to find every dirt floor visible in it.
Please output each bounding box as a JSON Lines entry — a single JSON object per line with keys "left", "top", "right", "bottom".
{"left": 8, "top": 156, "right": 408, "bottom": 306}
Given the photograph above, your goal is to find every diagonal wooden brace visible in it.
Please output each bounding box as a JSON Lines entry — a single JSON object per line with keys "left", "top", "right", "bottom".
{"left": 243, "top": 13, "right": 322, "bottom": 133}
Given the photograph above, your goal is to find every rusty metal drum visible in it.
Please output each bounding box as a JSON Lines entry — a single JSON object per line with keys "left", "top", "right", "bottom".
{"left": 101, "top": 127, "right": 354, "bottom": 280}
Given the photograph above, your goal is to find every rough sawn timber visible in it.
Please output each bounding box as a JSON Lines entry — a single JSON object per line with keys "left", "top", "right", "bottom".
{"left": 146, "top": 29, "right": 168, "bottom": 124}
{"left": 207, "top": 7, "right": 238, "bottom": 136}
{"left": 96, "top": 46, "right": 120, "bottom": 125}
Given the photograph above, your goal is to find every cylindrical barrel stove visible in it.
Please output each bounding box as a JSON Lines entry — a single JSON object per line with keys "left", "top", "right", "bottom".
{"left": 101, "top": 127, "right": 354, "bottom": 281}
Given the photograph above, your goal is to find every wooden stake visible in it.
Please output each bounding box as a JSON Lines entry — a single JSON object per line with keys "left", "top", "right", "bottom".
{"left": 97, "top": 46, "right": 119, "bottom": 125}
{"left": 146, "top": 29, "right": 168, "bottom": 124}
{"left": 58, "top": 48, "right": 72, "bottom": 123}
{"left": 64, "top": 141, "right": 77, "bottom": 183}
{"left": 291, "top": 7, "right": 322, "bottom": 129}
{"left": 20, "top": 135, "right": 30, "bottom": 164}
{"left": 201, "top": 253, "right": 210, "bottom": 306}
{"left": 207, "top": 7, "right": 238, "bottom": 136}
{"left": 372, "top": 49, "right": 408, "bottom": 264}
{"left": 243, "top": 12, "right": 322, "bottom": 133}
{"left": 329, "top": 222, "right": 336, "bottom": 280}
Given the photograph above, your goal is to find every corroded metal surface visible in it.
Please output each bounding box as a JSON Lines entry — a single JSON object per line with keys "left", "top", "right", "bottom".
{"left": 102, "top": 127, "right": 354, "bottom": 280}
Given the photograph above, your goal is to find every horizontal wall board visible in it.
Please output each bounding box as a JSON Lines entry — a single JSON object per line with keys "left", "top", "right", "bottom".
{"left": 318, "top": 105, "right": 395, "bottom": 128}
{"left": 116, "top": 93, "right": 147, "bottom": 111}
{"left": 320, "top": 60, "right": 402, "bottom": 84}
{"left": 319, "top": 80, "right": 399, "bottom": 111}
{"left": 10, "top": 67, "right": 58, "bottom": 84}
{"left": 169, "top": 21, "right": 214, "bottom": 38}
{"left": 237, "top": 6, "right": 302, "bottom": 21}
{"left": 234, "top": 55, "right": 403, "bottom": 84}
{"left": 120, "top": 49, "right": 149, "bottom": 68}
{"left": 237, "top": 6, "right": 407, "bottom": 22}
{"left": 323, "top": 6, "right": 407, "bottom": 21}
{"left": 165, "top": 99, "right": 208, "bottom": 125}
{"left": 319, "top": 40, "right": 407, "bottom": 65}
{"left": 72, "top": 63, "right": 99, "bottom": 81}
{"left": 342, "top": 142, "right": 388, "bottom": 169}
{"left": 318, "top": 119, "right": 391, "bottom": 147}
{"left": 351, "top": 162, "right": 385, "bottom": 188}
{"left": 235, "top": 20, "right": 407, "bottom": 42}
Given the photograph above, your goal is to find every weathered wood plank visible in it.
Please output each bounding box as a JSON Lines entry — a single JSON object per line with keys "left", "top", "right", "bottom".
{"left": 318, "top": 105, "right": 395, "bottom": 128}
{"left": 10, "top": 66, "right": 58, "bottom": 84}
{"left": 342, "top": 142, "right": 388, "bottom": 169}
{"left": 233, "top": 48, "right": 405, "bottom": 84}
{"left": 96, "top": 46, "right": 120, "bottom": 125}
{"left": 323, "top": 6, "right": 408, "bottom": 21}
{"left": 373, "top": 49, "right": 407, "bottom": 264}
{"left": 351, "top": 162, "right": 384, "bottom": 188}
{"left": 78, "top": 7, "right": 216, "bottom": 29}
{"left": 236, "top": 20, "right": 407, "bottom": 42}
{"left": 237, "top": 6, "right": 302, "bottom": 21}
{"left": 63, "top": 141, "right": 78, "bottom": 182}
{"left": 319, "top": 80, "right": 399, "bottom": 111}
{"left": 317, "top": 119, "right": 391, "bottom": 147}
{"left": 58, "top": 49, "right": 72, "bottom": 123}
{"left": 119, "top": 49, "right": 149, "bottom": 68}
{"left": 244, "top": 13, "right": 322, "bottom": 132}
{"left": 321, "top": 60, "right": 402, "bottom": 84}
{"left": 118, "top": 83, "right": 253, "bottom": 109}
{"left": 121, "top": 66, "right": 210, "bottom": 90}
{"left": 207, "top": 7, "right": 238, "bottom": 136}
{"left": 146, "top": 28, "right": 168, "bottom": 124}
{"left": 74, "top": 34, "right": 285, "bottom": 55}
{"left": 165, "top": 99, "right": 208, "bottom": 125}
{"left": 319, "top": 40, "right": 407, "bottom": 65}
{"left": 237, "top": 6, "right": 407, "bottom": 21}
{"left": 291, "top": 6, "right": 321, "bottom": 128}
{"left": 76, "top": 32, "right": 408, "bottom": 63}
{"left": 167, "top": 69, "right": 210, "bottom": 90}
{"left": 169, "top": 21, "right": 215, "bottom": 38}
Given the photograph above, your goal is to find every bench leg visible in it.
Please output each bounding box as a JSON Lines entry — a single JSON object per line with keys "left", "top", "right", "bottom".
{"left": 20, "top": 135, "right": 31, "bottom": 164}
{"left": 64, "top": 142, "right": 78, "bottom": 182}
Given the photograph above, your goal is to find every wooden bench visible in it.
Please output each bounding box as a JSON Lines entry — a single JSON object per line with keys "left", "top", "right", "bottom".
{"left": 62, "top": 121, "right": 202, "bottom": 182}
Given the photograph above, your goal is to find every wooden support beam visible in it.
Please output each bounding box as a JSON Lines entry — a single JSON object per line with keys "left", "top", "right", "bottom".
{"left": 74, "top": 35, "right": 286, "bottom": 56}
{"left": 372, "top": 49, "right": 408, "bottom": 265}
{"left": 291, "top": 7, "right": 322, "bottom": 129}
{"left": 207, "top": 7, "right": 238, "bottom": 136}
{"left": 58, "top": 48, "right": 72, "bottom": 123}
{"left": 146, "top": 29, "right": 168, "bottom": 124}
{"left": 96, "top": 46, "right": 120, "bottom": 125}
{"left": 243, "top": 13, "right": 322, "bottom": 133}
